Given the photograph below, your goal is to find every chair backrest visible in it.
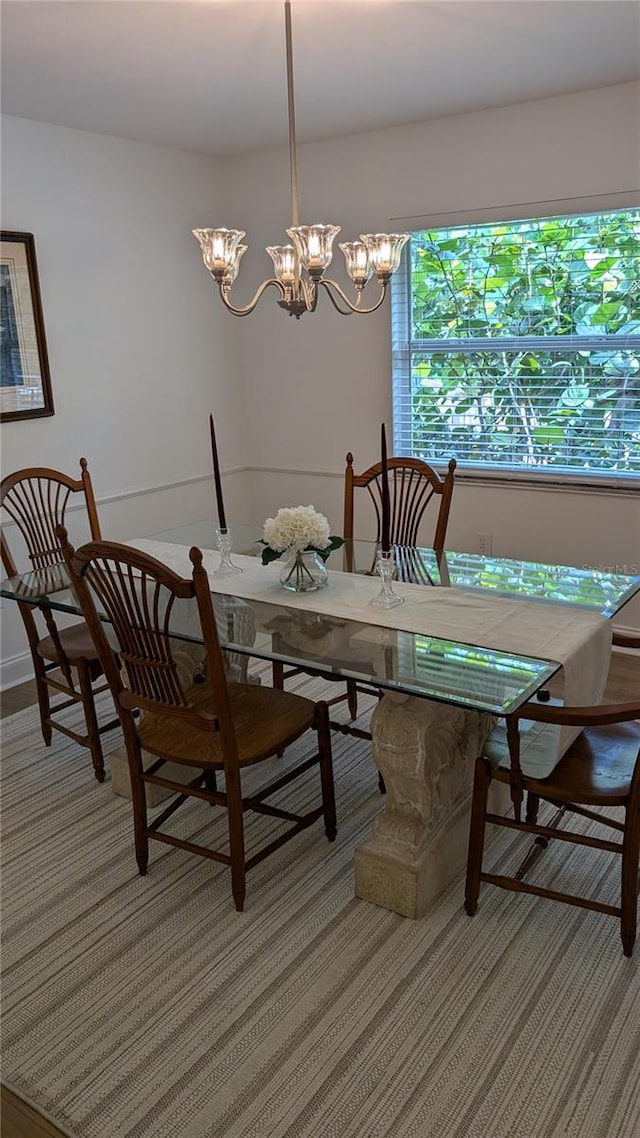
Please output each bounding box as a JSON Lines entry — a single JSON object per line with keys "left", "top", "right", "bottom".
{"left": 343, "top": 453, "right": 456, "bottom": 551}
{"left": 60, "top": 534, "right": 238, "bottom": 763}
{"left": 0, "top": 459, "right": 101, "bottom": 578}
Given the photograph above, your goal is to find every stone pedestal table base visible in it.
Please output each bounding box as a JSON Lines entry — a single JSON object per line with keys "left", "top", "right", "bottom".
{"left": 355, "top": 692, "right": 507, "bottom": 918}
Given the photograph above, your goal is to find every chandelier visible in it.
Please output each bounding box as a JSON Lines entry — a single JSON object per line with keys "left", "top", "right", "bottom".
{"left": 193, "top": 1, "right": 408, "bottom": 319}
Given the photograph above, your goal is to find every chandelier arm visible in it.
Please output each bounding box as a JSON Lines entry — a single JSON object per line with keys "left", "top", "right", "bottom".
{"left": 318, "top": 278, "right": 389, "bottom": 316}
{"left": 318, "top": 282, "right": 356, "bottom": 316}
{"left": 218, "top": 277, "right": 287, "bottom": 317}
{"left": 301, "top": 277, "right": 318, "bottom": 313}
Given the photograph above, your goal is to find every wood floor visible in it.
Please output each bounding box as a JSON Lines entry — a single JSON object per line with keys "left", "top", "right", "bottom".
{"left": 1, "top": 677, "right": 38, "bottom": 718}
{"left": 1, "top": 1089, "right": 69, "bottom": 1138}
{"left": 1, "top": 651, "right": 638, "bottom": 1137}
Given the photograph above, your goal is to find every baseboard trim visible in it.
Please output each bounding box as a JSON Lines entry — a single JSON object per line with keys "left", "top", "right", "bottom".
{"left": 1, "top": 650, "right": 33, "bottom": 692}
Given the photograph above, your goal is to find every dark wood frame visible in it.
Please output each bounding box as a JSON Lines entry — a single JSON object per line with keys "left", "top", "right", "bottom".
{"left": 465, "top": 632, "right": 640, "bottom": 957}
{"left": 0, "top": 461, "right": 119, "bottom": 781}
{"left": 60, "top": 536, "right": 336, "bottom": 912}
{"left": 0, "top": 231, "right": 54, "bottom": 422}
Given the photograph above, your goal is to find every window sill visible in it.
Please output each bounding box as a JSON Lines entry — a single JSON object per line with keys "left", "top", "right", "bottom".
{"left": 451, "top": 468, "right": 640, "bottom": 496}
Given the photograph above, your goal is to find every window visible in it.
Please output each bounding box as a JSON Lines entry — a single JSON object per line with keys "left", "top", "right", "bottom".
{"left": 391, "top": 208, "right": 640, "bottom": 483}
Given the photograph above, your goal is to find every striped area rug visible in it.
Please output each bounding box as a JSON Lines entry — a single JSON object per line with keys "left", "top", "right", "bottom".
{"left": 1, "top": 678, "right": 639, "bottom": 1138}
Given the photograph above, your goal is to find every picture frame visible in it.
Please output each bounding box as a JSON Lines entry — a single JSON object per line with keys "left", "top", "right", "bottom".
{"left": 1, "top": 231, "right": 54, "bottom": 422}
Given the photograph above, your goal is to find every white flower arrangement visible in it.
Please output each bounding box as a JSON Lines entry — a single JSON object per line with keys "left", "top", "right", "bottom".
{"left": 260, "top": 505, "right": 343, "bottom": 565}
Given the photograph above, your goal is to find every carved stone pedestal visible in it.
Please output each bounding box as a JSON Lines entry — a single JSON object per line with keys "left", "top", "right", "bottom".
{"left": 355, "top": 692, "right": 505, "bottom": 918}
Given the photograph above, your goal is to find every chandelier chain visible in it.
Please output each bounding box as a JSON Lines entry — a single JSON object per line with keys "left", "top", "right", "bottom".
{"left": 285, "top": 1, "right": 300, "bottom": 231}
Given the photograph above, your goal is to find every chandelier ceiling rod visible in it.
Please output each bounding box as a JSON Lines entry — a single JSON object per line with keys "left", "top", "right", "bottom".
{"left": 284, "top": 0, "right": 300, "bottom": 232}
{"left": 192, "top": 1, "right": 408, "bottom": 319}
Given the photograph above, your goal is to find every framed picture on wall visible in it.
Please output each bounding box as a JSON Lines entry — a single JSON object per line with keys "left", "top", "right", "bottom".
{"left": 1, "top": 231, "right": 54, "bottom": 422}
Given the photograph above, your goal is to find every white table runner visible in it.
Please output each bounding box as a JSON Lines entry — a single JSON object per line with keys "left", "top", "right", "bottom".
{"left": 129, "top": 540, "right": 612, "bottom": 776}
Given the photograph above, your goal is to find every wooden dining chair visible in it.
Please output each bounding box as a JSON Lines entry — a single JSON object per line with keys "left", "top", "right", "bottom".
{"left": 465, "top": 635, "right": 640, "bottom": 956}
{"left": 1, "top": 461, "right": 119, "bottom": 781}
{"left": 273, "top": 451, "right": 457, "bottom": 740}
{"left": 59, "top": 532, "right": 336, "bottom": 912}
{"left": 343, "top": 451, "right": 457, "bottom": 715}
{"left": 343, "top": 452, "right": 457, "bottom": 570}
{"left": 276, "top": 451, "right": 456, "bottom": 718}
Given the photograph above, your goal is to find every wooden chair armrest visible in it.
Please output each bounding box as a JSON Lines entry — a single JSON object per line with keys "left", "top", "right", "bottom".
{"left": 612, "top": 631, "right": 640, "bottom": 650}
{"left": 515, "top": 700, "right": 640, "bottom": 727}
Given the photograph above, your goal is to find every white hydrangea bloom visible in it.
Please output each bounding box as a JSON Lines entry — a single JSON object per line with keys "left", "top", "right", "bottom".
{"left": 263, "top": 505, "right": 331, "bottom": 553}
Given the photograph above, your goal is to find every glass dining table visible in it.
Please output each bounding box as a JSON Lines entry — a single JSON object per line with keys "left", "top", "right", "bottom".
{"left": 135, "top": 519, "right": 640, "bottom": 703}
{"left": 2, "top": 519, "right": 638, "bottom": 919}
{"left": 145, "top": 518, "right": 640, "bottom": 613}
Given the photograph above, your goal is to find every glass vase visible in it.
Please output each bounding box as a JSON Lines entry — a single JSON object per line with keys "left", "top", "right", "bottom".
{"left": 279, "top": 550, "right": 329, "bottom": 593}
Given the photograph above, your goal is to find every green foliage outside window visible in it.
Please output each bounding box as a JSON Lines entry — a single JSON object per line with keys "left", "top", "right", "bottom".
{"left": 396, "top": 210, "right": 640, "bottom": 476}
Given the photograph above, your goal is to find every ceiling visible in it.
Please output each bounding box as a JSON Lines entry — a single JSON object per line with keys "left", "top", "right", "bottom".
{"left": 2, "top": 0, "right": 639, "bottom": 158}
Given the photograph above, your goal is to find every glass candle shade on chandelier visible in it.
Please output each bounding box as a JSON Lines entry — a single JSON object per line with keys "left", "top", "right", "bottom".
{"left": 193, "top": 2, "right": 408, "bottom": 319}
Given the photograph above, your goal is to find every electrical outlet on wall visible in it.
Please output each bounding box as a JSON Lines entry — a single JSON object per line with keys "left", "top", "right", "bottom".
{"left": 477, "top": 533, "right": 492, "bottom": 556}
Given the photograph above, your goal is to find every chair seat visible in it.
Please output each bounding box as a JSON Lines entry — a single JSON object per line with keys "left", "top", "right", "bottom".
{"left": 137, "top": 681, "right": 317, "bottom": 770}
{"left": 492, "top": 719, "right": 640, "bottom": 806}
{"left": 36, "top": 621, "right": 102, "bottom": 664}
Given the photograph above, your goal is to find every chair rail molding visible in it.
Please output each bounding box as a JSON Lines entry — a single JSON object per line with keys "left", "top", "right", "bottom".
{"left": 95, "top": 468, "right": 249, "bottom": 508}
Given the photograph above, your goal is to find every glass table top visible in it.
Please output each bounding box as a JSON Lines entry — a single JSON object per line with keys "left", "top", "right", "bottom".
{"left": 3, "top": 520, "right": 637, "bottom": 717}
{"left": 208, "top": 593, "right": 560, "bottom": 715}
{"left": 149, "top": 520, "right": 640, "bottom": 617}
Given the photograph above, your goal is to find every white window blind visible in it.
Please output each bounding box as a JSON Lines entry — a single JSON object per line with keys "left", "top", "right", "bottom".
{"left": 391, "top": 209, "right": 640, "bottom": 483}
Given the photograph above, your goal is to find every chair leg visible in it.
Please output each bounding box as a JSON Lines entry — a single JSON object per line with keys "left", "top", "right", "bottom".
{"left": 127, "top": 736, "right": 149, "bottom": 876}
{"left": 515, "top": 802, "right": 566, "bottom": 881}
{"left": 526, "top": 792, "right": 540, "bottom": 823}
{"left": 376, "top": 691, "right": 385, "bottom": 793}
{"left": 464, "top": 756, "right": 492, "bottom": 916}
{"left": 316, "top": 702, "right": 336, "bottom": 842}
{"left": 346, "top": 679, "right": 358, "bottom": 721}
{"left": 34, "top": 657, "right": 53, "bottom": 746}
{"left": 273, "top": 662, "right": 286, "bottom": 756}
{"left": 77, "top": 657, "right": 106, "bottom": 782}
{"left": 620, "top": 807, "right": 639, "bottom": 957}
{"left": 226, "top": 768, "right": 246, "bottom": 912}
{"left": 203, "top": 769, "right": 218, "bottom": 798}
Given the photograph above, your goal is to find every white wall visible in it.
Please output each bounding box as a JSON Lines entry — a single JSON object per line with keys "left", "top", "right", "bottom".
{"left": 2, "top": 83, "right": 639, "bottom": 684}
{"left": 223, "top": 81, "right": 640, "bottom": 631}
{"left": 0, "top": 116, "right": 250, "bottom": 683}
{"left": 0, "top": 115, "right": 249, "bottom": 486}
